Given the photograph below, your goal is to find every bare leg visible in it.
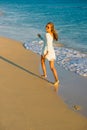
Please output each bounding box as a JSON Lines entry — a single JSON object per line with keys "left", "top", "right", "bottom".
{"left": 41, "top": 55, "right": 47, "bottom": 77}
{"left": 49, "top": 60, "right": 58, "bottom": 82}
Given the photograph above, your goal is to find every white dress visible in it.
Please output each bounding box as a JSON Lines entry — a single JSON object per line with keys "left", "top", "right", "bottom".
{"left": 41, "top": 33, "right": 56, "bottom": 61}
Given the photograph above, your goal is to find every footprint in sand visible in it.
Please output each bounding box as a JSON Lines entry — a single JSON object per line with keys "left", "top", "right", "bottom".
{"left": 72, "top": 105, "right": 81, "bottom": 111}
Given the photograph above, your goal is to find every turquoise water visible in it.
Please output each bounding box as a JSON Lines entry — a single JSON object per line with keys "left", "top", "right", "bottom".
{"left": 0, "top": 2, "right": 87, "bottom": 52}
{"left": 0, "top": 1, "right": 87, "bottom": 76}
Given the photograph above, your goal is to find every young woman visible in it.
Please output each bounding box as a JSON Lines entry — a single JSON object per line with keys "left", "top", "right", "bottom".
{"left": 38, "top": 22, "right": 59, "bottom": 85}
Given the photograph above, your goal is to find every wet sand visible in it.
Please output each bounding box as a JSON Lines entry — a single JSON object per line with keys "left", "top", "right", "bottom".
{"left": 44, "top": 61, "right": 87, "bottom": 117}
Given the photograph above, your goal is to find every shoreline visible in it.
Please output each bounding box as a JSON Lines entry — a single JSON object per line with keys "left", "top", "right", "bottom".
{"left": 0, "top": 36, "right": 87, "bottom": 130}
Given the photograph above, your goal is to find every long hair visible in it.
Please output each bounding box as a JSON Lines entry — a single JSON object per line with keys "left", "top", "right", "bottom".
{"left": 46, "top": 22, "right": 58, "bottom": 41}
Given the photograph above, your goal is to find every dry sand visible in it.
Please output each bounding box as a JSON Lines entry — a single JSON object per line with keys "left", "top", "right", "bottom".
{"left": 0, "top": 36, "right": 87, "bottom": 130}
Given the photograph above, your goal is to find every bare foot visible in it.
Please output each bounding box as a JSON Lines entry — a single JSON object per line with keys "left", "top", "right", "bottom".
{"left": 41, "top": 75, "right": 47, "bottom": 78}
{"left": 53, "top": 80, "right": 60, "bottom": 86}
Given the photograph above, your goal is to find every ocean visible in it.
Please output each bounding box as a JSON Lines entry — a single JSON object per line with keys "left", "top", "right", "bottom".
{"left": 0, "top": 0, "right": 87, "bottom": 77}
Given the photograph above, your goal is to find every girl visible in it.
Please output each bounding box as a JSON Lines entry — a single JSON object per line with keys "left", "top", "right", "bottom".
{"left": 38, "top": 22, "right": 59, "bottom": 85}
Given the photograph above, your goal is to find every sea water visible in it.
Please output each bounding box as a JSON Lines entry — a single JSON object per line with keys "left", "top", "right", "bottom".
{"left": 0, "top": 0, "right": 87, "bottom": 77}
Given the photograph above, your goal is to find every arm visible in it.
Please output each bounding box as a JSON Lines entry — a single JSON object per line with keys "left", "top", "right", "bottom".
{"left": 43, "top": 33, "right": 50, "bottom": 58}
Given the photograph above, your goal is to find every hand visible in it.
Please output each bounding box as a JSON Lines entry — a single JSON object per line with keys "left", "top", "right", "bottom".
{"left": 43, "top": 54, "right": 47, "bottom": 59}
{"left": 43, "top": 51, "right": 48, "bottom": 59}
{"left": 43, "top": 55, "right": 46, "bottom": 59}
{"left": 37, "top": 34, "right": 41, "bottom": 38}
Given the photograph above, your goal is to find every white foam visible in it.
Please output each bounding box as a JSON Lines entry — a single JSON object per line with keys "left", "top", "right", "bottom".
{"left": 23, "top": 40, "right": 87, "bottom": 77}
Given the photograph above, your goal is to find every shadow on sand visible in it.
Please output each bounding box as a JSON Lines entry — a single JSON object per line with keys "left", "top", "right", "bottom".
{"left": 0, "top": 56, "right": 49, "bottom": 82}
{"left": 0, "top": 56, "right": 60, "bottom": 93}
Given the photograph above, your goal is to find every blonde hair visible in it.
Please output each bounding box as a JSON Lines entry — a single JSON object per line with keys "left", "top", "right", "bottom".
{"left": 46, "top": 22, "right": 58, "bottom": 41}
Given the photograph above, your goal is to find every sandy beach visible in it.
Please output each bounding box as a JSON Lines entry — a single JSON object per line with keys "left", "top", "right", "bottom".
{"left": 0, "top": 36, "right": 87, "bottom": 130}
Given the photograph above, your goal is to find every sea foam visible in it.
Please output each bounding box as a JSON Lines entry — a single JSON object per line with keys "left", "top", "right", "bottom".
{"left": 24, "top": 40, "right": 87, "bottom": 77}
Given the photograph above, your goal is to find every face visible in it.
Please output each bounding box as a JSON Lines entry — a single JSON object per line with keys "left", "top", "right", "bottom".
{"left": 45, "top": 24, "right": 52, "bottom": 33}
